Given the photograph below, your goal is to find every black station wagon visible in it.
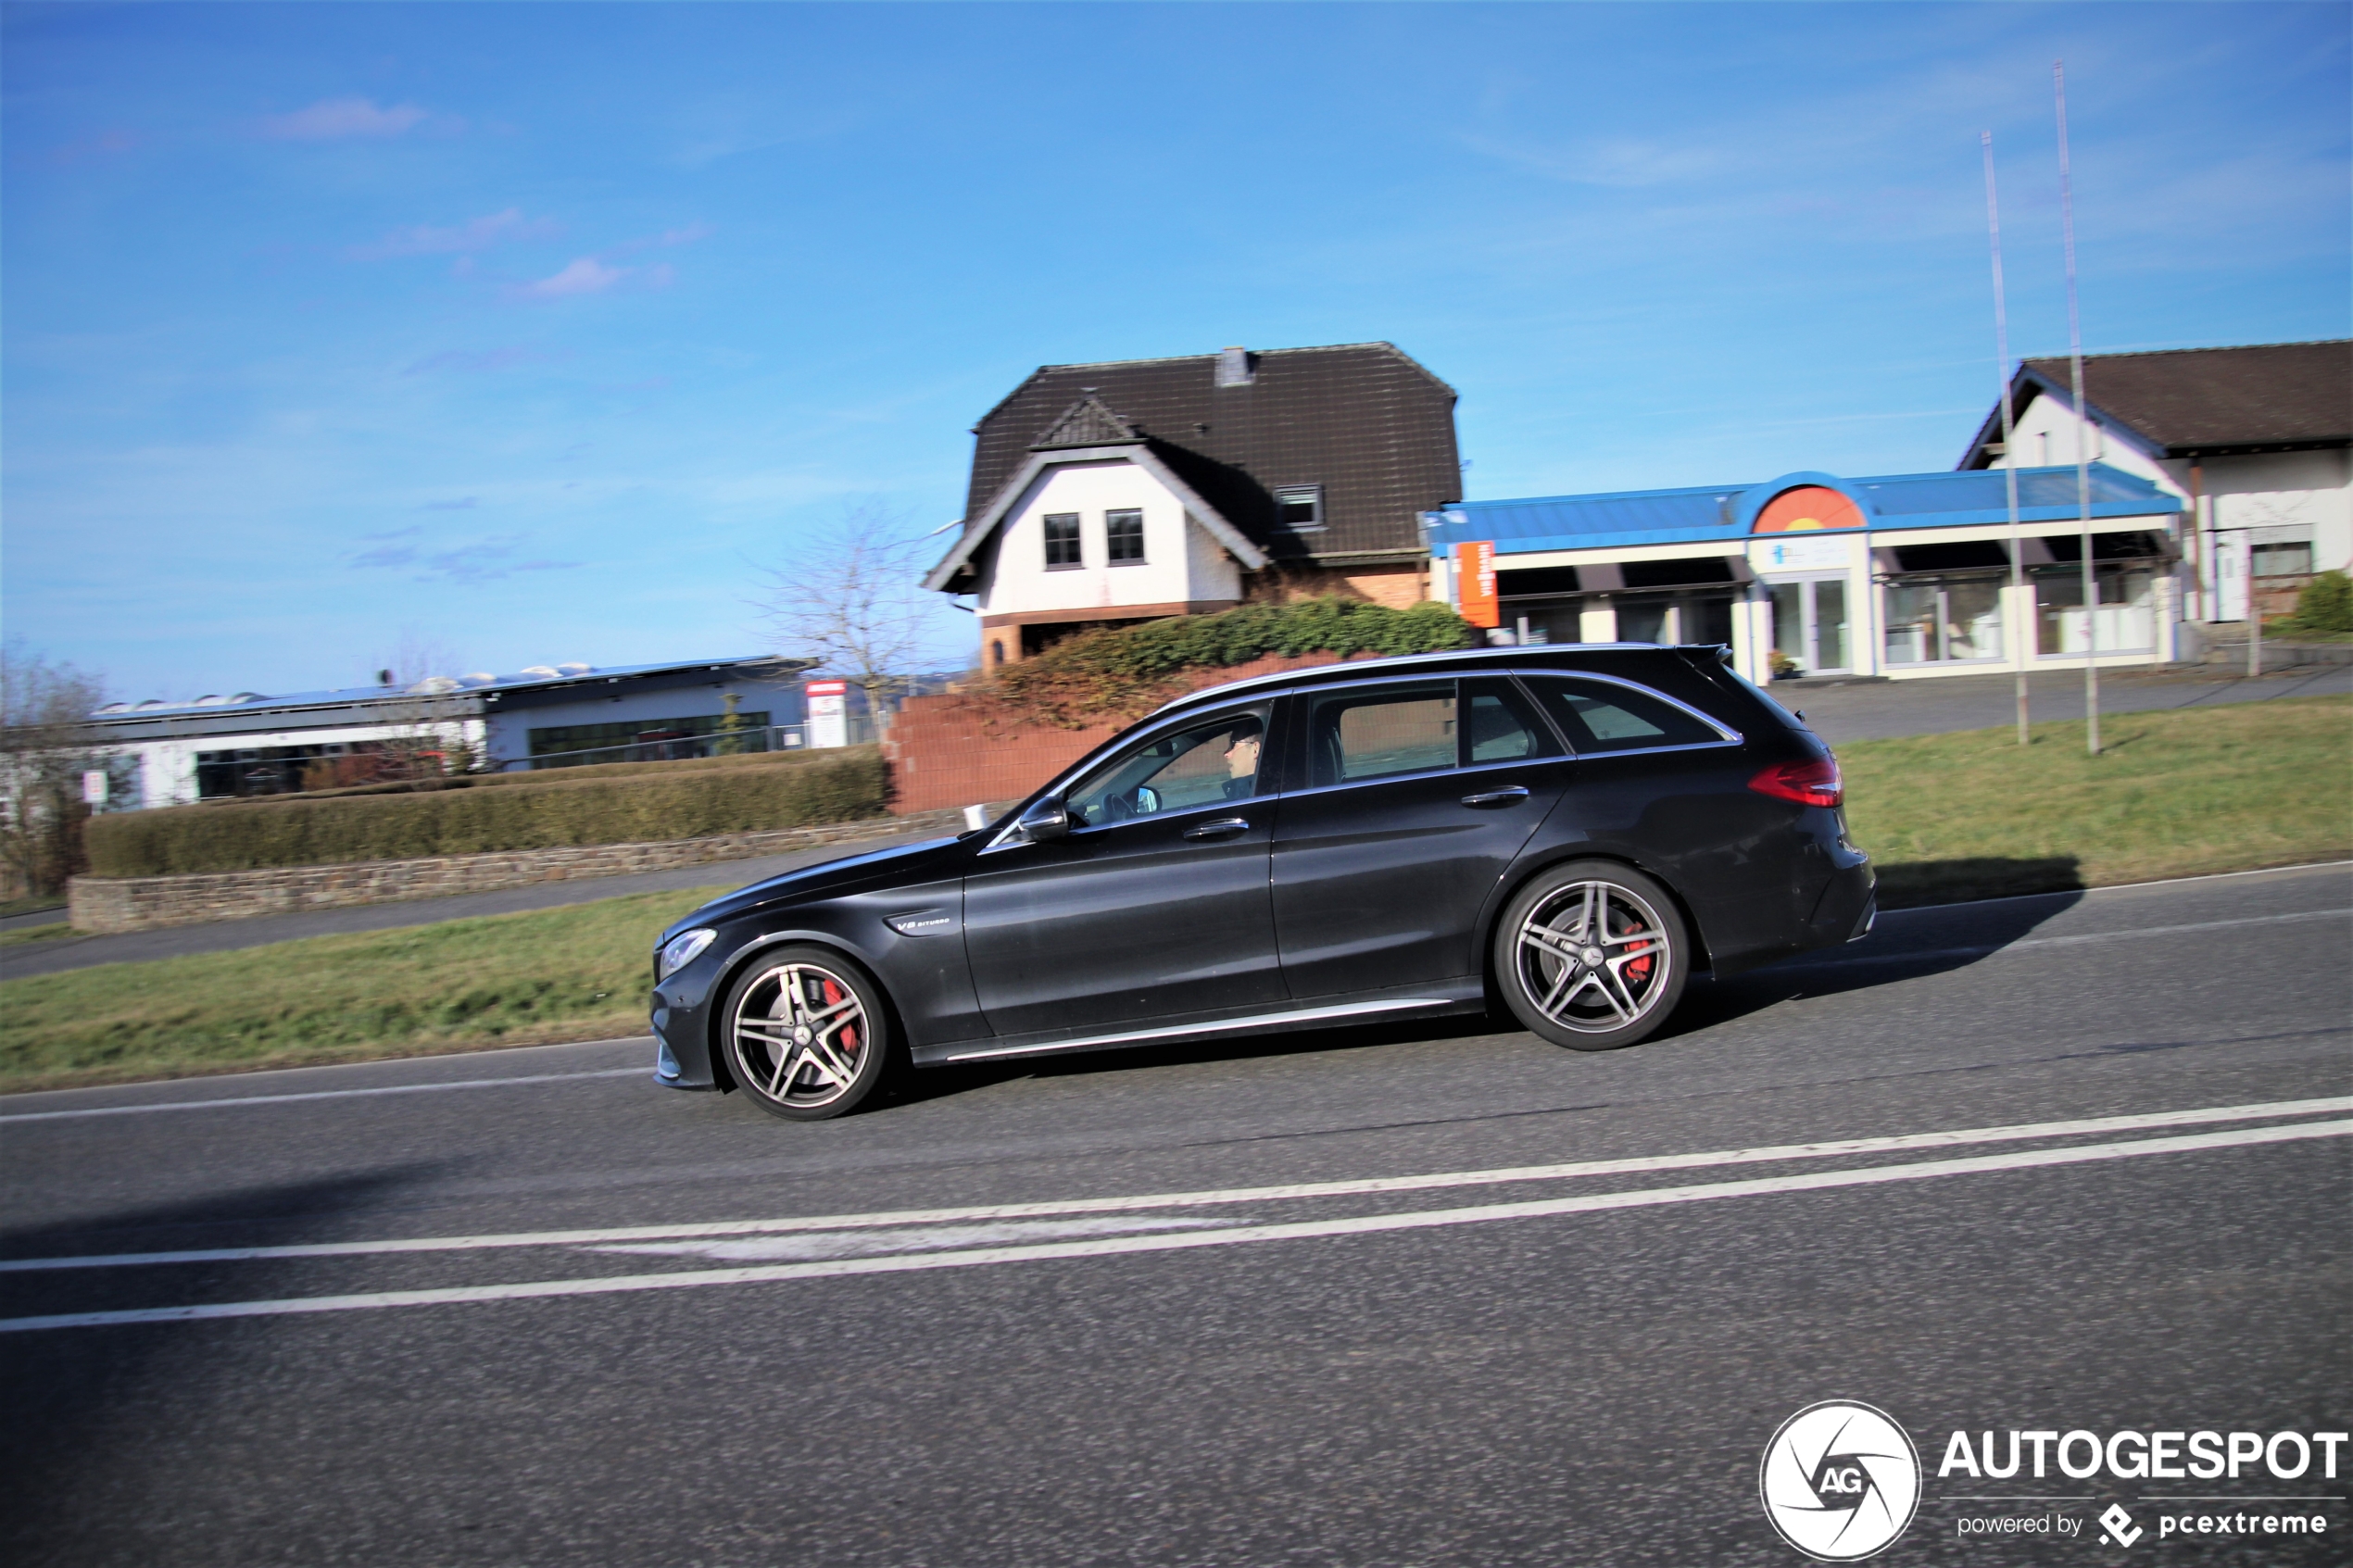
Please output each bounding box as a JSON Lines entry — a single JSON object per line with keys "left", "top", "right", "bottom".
{"left": 649, "top": 644, "right": 1875, "bottom": 1120}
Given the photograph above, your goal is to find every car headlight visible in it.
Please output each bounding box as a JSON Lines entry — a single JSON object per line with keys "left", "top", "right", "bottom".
{"left": 657, "top": 928, "right": 717, "bottom": 981}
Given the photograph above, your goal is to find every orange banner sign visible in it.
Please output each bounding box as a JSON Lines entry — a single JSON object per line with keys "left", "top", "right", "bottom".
{"left": 1453, "top": 540, "right": 1499, "bottom": 629}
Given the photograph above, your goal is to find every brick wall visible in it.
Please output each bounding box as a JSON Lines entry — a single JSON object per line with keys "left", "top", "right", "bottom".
{"left": 67, "top": 808, "right": 969, "bottom": 935}
{"left": 883, "top": 650, "right": 1380, "bottom": 815}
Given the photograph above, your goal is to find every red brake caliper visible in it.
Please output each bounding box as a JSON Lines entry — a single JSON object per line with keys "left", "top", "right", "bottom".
{"left": 1617, "top": 912, "right": 1653, "bottom": 986}
{"left": 822, "top": 978, "right": 858, "bottom": 1060}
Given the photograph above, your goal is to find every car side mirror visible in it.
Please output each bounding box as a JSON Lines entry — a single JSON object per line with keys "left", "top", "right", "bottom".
{"left": 1017, "top": 797, "right": 1071, "bottom": 843}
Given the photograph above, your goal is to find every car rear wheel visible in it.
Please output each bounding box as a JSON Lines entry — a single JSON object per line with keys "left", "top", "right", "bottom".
{"left": 1494, "top": 861, "right": 1688, "bottom": 1051}
{"left": 720, "top": 947, "right": 892, "bottom": 1120}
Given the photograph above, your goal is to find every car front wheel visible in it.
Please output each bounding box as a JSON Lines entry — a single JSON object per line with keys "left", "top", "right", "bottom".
{"left": 720, "top": 947, "right": 893, "bottom": 1120}
{"left": 1493, "top": 860, "right": 1689, "bottom": 1051}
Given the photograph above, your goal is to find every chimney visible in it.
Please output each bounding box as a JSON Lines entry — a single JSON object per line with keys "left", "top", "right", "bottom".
{"left": 1216, "top": 346, "right": 1254, "bottom": 388}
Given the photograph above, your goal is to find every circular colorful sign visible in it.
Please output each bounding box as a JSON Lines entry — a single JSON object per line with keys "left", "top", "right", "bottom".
{"left": 1752, "top": 486, "right": 1865, "bottom": 533}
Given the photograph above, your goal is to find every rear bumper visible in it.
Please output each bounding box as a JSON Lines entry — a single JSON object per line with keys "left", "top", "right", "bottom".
{"left": 1806, "top": 856, "right": 1878, "bottom": 947}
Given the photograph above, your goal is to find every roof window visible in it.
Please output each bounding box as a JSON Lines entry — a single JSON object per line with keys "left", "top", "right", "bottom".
{"left": 1275, "top": 484, "right": 1324, "bottom": 532}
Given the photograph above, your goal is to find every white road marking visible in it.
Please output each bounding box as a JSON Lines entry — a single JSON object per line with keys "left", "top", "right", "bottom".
{"left": 592, "top": 1215, "right": 1236, "bottom": 1262}
{"left": 4, "top": 1096, "right": 2341, "bottom": 1275}
{"left": 0, "top": 1066, "right": 647, "bottom": 1124}
{"left": 4, "top": 1119, "right": 2342, "bottom": 1334}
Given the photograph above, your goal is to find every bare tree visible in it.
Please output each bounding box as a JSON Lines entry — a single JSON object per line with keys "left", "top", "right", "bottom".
{"left": 0, "top": 643, "right": 114, "bottom": 897}
{"left": 754, "top": 504, "right": 944, "bottom": 724}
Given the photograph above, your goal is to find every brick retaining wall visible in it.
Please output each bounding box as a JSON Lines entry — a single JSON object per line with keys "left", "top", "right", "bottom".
{"left": 882, "top": 650, "right": 1378, "bottom": 815}
{"left": 66, "top": 808, "right": 970, "bottom": 935}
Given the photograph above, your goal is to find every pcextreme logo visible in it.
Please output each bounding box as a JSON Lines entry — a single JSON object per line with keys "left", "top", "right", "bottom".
{"left": 1760, "top": 1400, "right": 1923, "bottom": 1562}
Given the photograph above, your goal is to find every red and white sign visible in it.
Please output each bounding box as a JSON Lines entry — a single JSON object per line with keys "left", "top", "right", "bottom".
{"left": 804, "top": 680, "right": 849, "bottom": 697}
{"left": 1453, "top": 540, "right": 1499, "bottom": 629}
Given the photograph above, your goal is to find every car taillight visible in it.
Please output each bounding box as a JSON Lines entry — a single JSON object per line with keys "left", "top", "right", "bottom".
{"left": 1749, "top": 757, "right": 1842, "bottom": 809}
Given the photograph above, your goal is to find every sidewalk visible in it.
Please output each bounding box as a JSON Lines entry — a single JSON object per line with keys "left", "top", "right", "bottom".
{"left": 6, "top": 660, "right": 2343, "bottom": 983}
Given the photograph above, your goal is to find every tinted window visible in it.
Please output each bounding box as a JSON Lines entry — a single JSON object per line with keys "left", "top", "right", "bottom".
{"left": 1461, "top": 678, "right": 1561, "bottom": 764}
{"left": 1525, "top": 676, "right": 1722, "bottom": 755}
{"left": 1307, "top": 686, "right": 1455, "bottom": 787}
{"left": 1065, "top": 709, "right": 1266, "bottom": 826}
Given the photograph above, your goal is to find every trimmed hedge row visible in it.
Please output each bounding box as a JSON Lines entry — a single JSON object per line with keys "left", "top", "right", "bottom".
{"left": 992, "top": 597, "right": 1476, "bottom": 724}
{"left": 288, "top": 744, "right": 824, "bottom": 800}
{"left": 87, "top": 746, "right": 887, "bottom": 878}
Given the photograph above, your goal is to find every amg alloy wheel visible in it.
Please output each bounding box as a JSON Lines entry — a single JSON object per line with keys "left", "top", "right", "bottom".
{"left": 720, "top": 947, "right": 892, "bottom": 1120}
{"left": 1494, "top": 861, "right": 1689, "bottom": 1051}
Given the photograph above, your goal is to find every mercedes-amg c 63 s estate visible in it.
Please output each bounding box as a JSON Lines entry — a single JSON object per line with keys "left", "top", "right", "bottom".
{"left": 648, "top": 644, "right": 1874, "bottom": 1120}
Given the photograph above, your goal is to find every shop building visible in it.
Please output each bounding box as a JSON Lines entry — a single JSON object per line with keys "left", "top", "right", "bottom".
{"left": 1427, "top": 463, "right": 2186, "bottom": 685}
{"left": 87, "top": 657, "right": 811, "bottom": 809}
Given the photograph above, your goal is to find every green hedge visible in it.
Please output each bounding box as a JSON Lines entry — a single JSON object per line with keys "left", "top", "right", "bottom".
{"left": 284, "top": 744, "right": 825, "bottom": 800}
{"left": 993, "top": 597, "right": 1477, "bottom": 724}
{"left": 87, "top": 746, "right": 887, "bottom": 878}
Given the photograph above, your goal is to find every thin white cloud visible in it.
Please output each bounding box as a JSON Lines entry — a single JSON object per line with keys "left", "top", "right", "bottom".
{"left": 1458, "top": 132, "right": 1721, "bottom": 188}
{"left": 510, "top": 257, "right": 628, "bottom": 301}
{"left": 259, "top": 98, "right": 441, "bottom": 142}
{"left": 402, "top": 345, "right": 564, "bottom": 376}
{"left": 350, "top": 207, "right": 560, "bottom": 260}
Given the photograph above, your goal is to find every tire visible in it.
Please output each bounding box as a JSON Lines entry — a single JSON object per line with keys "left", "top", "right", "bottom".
{"left": 1492, "top": 860, "right": 1690, "bottom": 1051}
{"left": 719, "top": 946, "right": 894, "bottom": 1120}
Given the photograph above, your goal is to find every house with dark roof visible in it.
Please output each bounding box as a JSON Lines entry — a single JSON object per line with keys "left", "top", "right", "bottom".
{"left": 924, "top": 343, "right": 1461, "bottom": 663}
{"left": 1957, "top": 339, "right": 2350, "bottom": 623}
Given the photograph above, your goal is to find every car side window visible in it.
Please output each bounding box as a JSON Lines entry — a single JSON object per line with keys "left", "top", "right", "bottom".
{"left": 1063, "top": 709, "right": 1268, "bottom": 827}
{"left": 1306, "top": 686, "right": 1457, "bottom": 787}
{"left": 1460, "top": 677, "right": 1562, "bottom": 764}
{"left": 1523, "top": 676, "right": 1722, "bottom": 755}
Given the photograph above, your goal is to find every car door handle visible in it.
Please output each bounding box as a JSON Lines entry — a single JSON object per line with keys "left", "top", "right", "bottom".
{"left": 1183, "top": 816, "right": 1250, "bottom": 840}
{"left": 1460, "top": 786, "right": 1530, "bottom": 808}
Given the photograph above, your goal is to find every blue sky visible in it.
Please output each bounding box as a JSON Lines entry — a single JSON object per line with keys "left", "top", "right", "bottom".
{"left": 6, "top": 2, "right": 2347, "bottom": 702}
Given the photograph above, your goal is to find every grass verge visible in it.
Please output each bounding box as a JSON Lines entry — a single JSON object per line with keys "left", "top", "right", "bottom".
{"left": 3, "top": 696, "right": 2346, "bottom": 1092}
{"left": 1845, "top": 695, "right": 2350, "bottom": 907}
{"left": 0, "top": 886, "right": 728, "bottom": 1093}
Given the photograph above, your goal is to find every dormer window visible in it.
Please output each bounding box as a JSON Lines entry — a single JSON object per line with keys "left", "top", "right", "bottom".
{"left": 1275, "top": 484, "right": 1324, "bottom": 532}
{"left": 1043, "top": 512, "right": 1082, "bottom": 569}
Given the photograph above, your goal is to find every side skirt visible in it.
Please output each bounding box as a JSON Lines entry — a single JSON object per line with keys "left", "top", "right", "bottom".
{"left": 910, "top": 982, "right": 1487, "bottom": 1069}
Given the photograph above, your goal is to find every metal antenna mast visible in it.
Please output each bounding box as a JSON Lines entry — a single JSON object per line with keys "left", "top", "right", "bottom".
{"left": 1982, "top": 131, "right": 2029, "bottom": 746}
{"left": 2057, "top": 60, "right": 2100, "bottom": 756}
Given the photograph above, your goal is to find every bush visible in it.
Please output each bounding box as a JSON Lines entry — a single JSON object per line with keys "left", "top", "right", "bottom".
{"left": 2276, "top": 570, "right": 2353, "bottom": 638}
{"left": 992, "top": 597, "right": 1476, "bottom": 725}
{"left": 85, "top": 746, "right": 887, "bottom": 878}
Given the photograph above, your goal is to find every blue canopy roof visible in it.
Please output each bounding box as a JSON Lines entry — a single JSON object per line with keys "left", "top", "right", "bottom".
{"left": 1424, "top": 463, "right": 2177, "bottom": 557}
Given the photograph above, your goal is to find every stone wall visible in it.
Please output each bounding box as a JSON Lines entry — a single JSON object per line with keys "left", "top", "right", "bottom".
{"left": 67, "top": 807, "right": 970, "bottom": 935}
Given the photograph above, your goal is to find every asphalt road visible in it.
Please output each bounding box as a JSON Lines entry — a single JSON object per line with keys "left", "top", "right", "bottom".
{"left": 3, "top": 862, "right": 2347, "bottom": 1566}
{"left": 8, "top": 660, "right": 2344, "bottom": 984}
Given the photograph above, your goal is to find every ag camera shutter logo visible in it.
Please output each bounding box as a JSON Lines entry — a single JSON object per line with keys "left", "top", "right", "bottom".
{"left": 1760, "top": 1400, "right": 1922, "bottom": 1561}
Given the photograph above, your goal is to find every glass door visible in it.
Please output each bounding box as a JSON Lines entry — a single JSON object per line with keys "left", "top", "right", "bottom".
{"left": 1768, "top": 578, "right": 1851, "bottom": 675}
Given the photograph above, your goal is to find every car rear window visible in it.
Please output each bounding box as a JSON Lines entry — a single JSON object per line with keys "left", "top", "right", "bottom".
{"left": 1523, "top": 676, "right": 1724, "bottom": 755}
{"left": 1462, "top": 677, "right": 1562, "bottom": 763}
{"left": 1307, "top": 686, "right": 1456, "bottom": 785}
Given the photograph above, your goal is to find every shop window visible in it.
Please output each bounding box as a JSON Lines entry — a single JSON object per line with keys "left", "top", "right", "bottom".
{"left": 1882, "top": 574, "right": 2004, "bottom": 665}
{"left": 2032, "top": 564, "right": 2155, "bottom": 655}
{"left": 1616, "top": 593, "right": 1737, "bottom": 648}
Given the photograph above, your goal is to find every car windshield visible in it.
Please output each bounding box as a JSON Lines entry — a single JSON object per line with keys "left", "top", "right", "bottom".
{"left": 1065, "top": 710, "right": 1266, "bottom": 826}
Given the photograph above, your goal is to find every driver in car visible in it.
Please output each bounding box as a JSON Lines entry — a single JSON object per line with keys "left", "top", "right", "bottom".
{"left": 1220, "top": 725, "right": 1261, "bottom": 800}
